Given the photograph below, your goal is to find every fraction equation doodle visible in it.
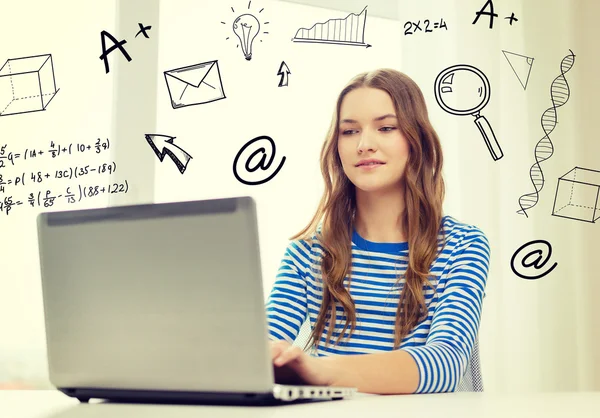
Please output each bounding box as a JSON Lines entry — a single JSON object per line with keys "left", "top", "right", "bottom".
{"left": 0, "top": 162, "right": 117, "bottom": 192}
{"left": 404, "top": 18, "right": 448, "bottom": 35}
{"left": 0, "top": 138, "right": 110, "bottom": 168}
{"left": 0, "top": 180, "right": 130, "bottom": 216}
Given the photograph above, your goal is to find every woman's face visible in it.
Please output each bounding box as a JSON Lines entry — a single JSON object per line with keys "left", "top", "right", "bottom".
{"left": 337, "top": 87, "right": 410, "bottom": 194}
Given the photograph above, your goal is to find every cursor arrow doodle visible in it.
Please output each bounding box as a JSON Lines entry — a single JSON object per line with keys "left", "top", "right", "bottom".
{"left": 277, "top": 61, "right": 290, "bottom": 87}
{"left": 144, "top": 134, "right": 193, "bottom": 174}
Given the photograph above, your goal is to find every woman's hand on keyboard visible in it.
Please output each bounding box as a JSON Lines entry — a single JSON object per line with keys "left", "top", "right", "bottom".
{"left": 269, "top": 340, "right": 334, "bottom": 386}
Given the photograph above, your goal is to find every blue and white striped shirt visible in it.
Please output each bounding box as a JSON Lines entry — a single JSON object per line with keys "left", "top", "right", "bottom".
{"left": 265, "top": 215, "right": 491, "bottom": 393}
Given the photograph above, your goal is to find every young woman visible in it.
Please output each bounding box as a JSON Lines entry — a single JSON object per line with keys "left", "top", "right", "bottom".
{"left": 266, "top": 68, "right": 490, "bottom": 395}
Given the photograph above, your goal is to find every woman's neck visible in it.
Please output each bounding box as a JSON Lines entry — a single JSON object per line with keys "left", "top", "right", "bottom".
{"left": 353, "top": 188, "right": 406, "bottom": 243}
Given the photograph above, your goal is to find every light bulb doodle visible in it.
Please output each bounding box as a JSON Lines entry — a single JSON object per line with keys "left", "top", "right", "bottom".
{"left": 222, "top": 2, "right": 269, "bottom": 61}
{"left": 517, "top": 49, "right": 576, "bottom": 218}
{"left": 434, "top": 64, "right": 503, "bottom": 161}
{"left": 233, "top": 14, "right": 259, "bottom": 61}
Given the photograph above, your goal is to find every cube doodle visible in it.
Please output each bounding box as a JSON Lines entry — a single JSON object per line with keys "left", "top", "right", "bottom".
{"left": 0, "top": 54, "right": 59, "bottom": 117}
{"left": 552, "top": 166, "right": 600, "bottom": 223}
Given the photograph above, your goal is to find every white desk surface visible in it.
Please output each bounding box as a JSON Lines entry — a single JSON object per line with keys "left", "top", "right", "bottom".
{"left": 1, "top": 390, "right": 599, "bottom": 418}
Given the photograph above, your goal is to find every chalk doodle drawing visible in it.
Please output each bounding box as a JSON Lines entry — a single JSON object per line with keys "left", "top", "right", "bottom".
{"left": 99, "top": 23, "right": 152, "bottom": 74}
{"left": 0, "top": 139, "right": 123, "bottom": 217}
{"left": 233, "top": 135, "right": 286, "bottom": 185}
{"left": 0, "top": 54, "right": 59, "bottom": 117}
{"left": 434, "top": 64, "right": 503, "bottom": 160}
{"left": 134, "top": 23, "right": 152, "bottom": 38}
{"left": 472, "top": 0, "right": 519, "bottom": 29}
{"left": 291, "top": 5, "right": 371, "bottom": 48}
{"left": 404, "top": 18, "right": 448, "bottom": 36}
{"left": 551, "top": 166, "right": 600, "bottom": 223}
{"left": 517, "top": 49, "right": 576, "bottom": 217}
{"left": 145, "top": 134, "right": 192, "bottom": 174}
{"left": 510, "top": 239, "right": 558, "bottom": 280}
{"left": 502, "top": 50, "right": 534, "bottom": 90}
{"left": 221, "top": 2, "right": 269, "bottom": 61}
{"left": 277, "top": 61, "right": 290, "bottom": 87}
{"left": 163, "top": 60, "right": 226, "bottom": 109}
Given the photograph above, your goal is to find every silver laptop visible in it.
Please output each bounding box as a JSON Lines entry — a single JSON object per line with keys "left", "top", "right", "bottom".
{"left": 36, "top": 196, "right": 357, "bottom": 405}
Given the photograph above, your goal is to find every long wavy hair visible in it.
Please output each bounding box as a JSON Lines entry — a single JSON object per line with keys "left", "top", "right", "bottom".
{"left": 291, "top": 68, "right": 446, "bottom": 351}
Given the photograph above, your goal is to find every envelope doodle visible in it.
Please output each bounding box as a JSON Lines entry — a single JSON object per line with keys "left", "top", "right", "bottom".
{"left": 164, "top": 60, "right": 226, "bottom": 109}
{"left": 0, "top": 54, "right": 59, "bottom": 117}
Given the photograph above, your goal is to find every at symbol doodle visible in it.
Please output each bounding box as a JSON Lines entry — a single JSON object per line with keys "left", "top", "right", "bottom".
{"left": 510, "top": 239, "right": 558, "bottom": 280}
{"left": 233, "top": 135, "right": 286, "bottom": 185}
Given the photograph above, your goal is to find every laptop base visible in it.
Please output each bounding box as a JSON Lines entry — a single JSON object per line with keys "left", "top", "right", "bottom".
{"left": 59, "top": 387, "right": 343, "bottom": 406}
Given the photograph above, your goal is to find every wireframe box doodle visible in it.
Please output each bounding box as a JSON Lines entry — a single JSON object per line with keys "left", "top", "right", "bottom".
{"left": 552, "top": 166, "right": 600, "bottom": 223}
{"left": 163, "top": 60, "right": 226, "bottom": 109}
{"left": 0, "top": 54, "right": 59, "bottom": 117}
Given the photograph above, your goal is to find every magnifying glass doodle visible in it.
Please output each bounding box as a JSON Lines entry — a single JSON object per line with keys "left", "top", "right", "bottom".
{"left": 434, "top": 64, "right": 503, "bottom": 161}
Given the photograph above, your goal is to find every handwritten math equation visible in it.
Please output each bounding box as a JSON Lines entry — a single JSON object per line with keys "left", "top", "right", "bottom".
{"left": 0, "top": 136, "right": 124, "bottom": 217}
{"left": 0, "top": 139, "right": 110, "bottom": 169}
{"left": 0, "top": 180, "right": 130, "bottom": 216}
{"left": 403, "top": 18, "right": 448, "bottom": 35}
{"left": 0, "top": 162, "right": 116, "bottom": 192}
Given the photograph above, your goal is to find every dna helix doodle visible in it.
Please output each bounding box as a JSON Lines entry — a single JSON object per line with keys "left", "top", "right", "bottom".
{"left": 517, "top": 49, "right": 576, "bottom": 217}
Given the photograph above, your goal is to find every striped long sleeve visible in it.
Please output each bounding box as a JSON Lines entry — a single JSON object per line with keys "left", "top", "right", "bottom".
{"left": 402, "top": 229, "right": 490, "bottom": 393}
{"left": 265, "top": 216, "right": 491, "bottom": 394}
{"left": 265, "top": 240, "right": 311, "bottom": 342}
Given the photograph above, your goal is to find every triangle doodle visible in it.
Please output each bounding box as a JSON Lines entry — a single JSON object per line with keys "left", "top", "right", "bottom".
{"left": 502, "top": 50, "right": 534, "bottom": 90}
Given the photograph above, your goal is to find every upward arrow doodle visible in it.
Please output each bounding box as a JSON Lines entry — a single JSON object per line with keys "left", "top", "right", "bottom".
{"left": 277, "top": 61, "right": 290, "bottom": 87}
{"left": 144, "top": 134, "right": 193, "bottom": 174}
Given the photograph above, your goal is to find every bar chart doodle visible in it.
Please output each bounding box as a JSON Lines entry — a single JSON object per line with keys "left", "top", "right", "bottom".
{"left": 517, "top": 49, "right": 576, "bottom": 218}
{"left": 221, "top": 2, "right": 269, "bottom": 61}
{"left": 291, "top": 5, "right": 371, "bottom": 48}
{"left": 502, "top": 50, "right": 534, "bottom": 90}
{"left": 551, "top": 166, "right": 600, "bottom": 224}
{"left": 0, "top": 54, "right": 59, "bottom": 117}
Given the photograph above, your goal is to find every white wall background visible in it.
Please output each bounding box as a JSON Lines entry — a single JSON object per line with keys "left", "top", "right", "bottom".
{"left": 0, "top": 0, "right": 598, "bottom": 392}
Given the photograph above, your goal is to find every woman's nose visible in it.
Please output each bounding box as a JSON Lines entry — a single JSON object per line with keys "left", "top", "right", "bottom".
{"left": 357, "top": 131, "right": 376, "bottom": 152}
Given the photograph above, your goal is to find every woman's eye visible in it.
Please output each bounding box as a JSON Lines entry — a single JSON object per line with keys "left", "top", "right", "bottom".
{"left": 341, "top": 129, "right": 357, "bottom": 135}
{"left": 380, "top": 126, "right": 397, "bottom": 132}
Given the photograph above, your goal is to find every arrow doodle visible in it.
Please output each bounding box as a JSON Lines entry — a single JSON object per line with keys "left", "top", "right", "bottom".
{"left": 277, "top": 61, "right": 290, "bottom": 87}
{"left": 517, "top": 49, "right": 576, "bottom": 217}
{"left": 145, "top": 134, "right": 193, "bottom": 174}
